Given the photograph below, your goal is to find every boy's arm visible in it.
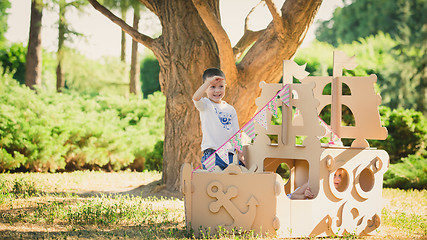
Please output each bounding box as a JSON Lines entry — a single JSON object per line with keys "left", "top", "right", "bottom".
{"left": 192, "top": 81, "right": 210, "bottom": 101}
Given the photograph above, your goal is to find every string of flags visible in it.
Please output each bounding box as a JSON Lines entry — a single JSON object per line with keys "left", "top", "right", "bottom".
{"left": 318, "top": 116, "right": 341, "bottom": 144}
{"left": 202, "top": 84, "right": 341, "bottom": 172}
{"left": 202, "top": 84, "right": 291, "bottom": 171}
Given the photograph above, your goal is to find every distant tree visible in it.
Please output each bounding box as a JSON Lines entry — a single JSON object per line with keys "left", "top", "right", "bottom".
{"left": 102, "top": 0, "right": 142, "bottom": 95}
{"left": 129, "top": 2, "right": 140, "bottom": 95}
{"left": 55, "top": 0, "right": 87, "bottom": 92}
{"left": 119, "top": 0, "right": 131, "bottom": 62}
{"left": 0, "top": 0, "right": 11, "bottom": 47}
{"left": 103, "top": 0, "right": 131, "bottom": 62}
{"left": 25, "top": 0, "right": 43, "bottom": 89}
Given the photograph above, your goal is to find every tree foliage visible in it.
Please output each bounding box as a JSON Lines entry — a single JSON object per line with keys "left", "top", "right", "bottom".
{"left": 297, "top": 33, "right": 425, "bottom": 114}
{"left": 0, "top": 0, "right": 11, "bottom": 47}
{"left": 316, "top": 0, "right": 426, "bottom": 46}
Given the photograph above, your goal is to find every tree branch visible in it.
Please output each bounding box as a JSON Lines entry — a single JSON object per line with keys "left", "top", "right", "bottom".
{"left": 232, "top": 2, "right": 265, "bottom": 60}
{"left": 191, "top": 0, "right": 237, "bottom": 82}
{"left": 87, "top": 0, "right": 155, "bottom": 51}
{"left": 138, "top": 0, "right": 158, "bottom": 16}
{"left": 265, "top": 0, "right": 285, "bottom": 39}
{"left": 233, "top": 29, "right": 265, "bottom": 60}
{"left": 244, "top": 1, "right": 262, "bottom": 30}
{"left": 237, "top": 0, "right": 322, "bottom": 86}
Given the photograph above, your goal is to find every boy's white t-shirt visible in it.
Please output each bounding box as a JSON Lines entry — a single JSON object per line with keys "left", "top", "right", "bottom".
{"left": 193, "top": 97, "right": 239, "bottom": 153}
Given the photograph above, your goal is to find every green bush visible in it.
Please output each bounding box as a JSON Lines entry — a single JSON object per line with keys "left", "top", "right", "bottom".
{"left": 371, "top": 107, "right": 427, "bottom": 164}
{"left": 0, "top": 42, "right": 26, "bottom": 84}
{"left": 140, "top": 53, "right": 161, "bottom": 98}
{"left": 384, "top": 153, "right": 427, "bottom": 190}
{"left": 0, "top": 71, "right": 165, "bottom": 172}
{"left": 144, "top": 140, "right": 163, "bottom": 171}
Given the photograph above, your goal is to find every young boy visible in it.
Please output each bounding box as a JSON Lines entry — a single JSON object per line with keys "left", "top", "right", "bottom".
{"left": 192, "top": 68, "right": 245, "bottom": 170}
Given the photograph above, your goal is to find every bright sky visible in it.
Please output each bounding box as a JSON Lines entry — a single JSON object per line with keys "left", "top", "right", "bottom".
{"left": 5, "top": 0, "right": 342, "bottom": 61}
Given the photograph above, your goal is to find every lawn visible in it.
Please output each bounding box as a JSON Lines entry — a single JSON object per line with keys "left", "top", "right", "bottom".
{"left": 0, "top": 171, "right": 425, "bottom": 239}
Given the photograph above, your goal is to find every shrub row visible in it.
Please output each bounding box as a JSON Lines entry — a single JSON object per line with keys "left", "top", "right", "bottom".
{"left": 0, "top": 72, "right": 164, "bottom": 172}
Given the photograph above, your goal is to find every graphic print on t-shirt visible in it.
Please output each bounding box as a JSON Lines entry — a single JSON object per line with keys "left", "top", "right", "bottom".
{"left": 214, "top": 107, "right": 232, "bottom": 130}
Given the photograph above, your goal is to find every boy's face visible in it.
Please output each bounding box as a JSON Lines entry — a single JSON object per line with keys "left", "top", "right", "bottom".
{"left": 334, "top": 169, "right": 344, "bottom": 189}
{"left": 206, "top": 79, "right": 226, "bottom": 103}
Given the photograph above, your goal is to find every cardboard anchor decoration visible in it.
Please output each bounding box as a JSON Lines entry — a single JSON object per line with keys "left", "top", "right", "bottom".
{"left": 207, "top": 180, "right": 259, "bottom": 231}
{"left": 181, "top": 51, "right": 389, "bottom": 238}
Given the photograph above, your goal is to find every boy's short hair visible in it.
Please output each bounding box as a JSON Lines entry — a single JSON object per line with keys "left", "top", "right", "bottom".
{"left": 202, "top": 68, "right": 225, "bottom": 83}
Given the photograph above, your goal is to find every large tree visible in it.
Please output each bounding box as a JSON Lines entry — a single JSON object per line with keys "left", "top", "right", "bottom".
{"left": 88, "top": 0, "right": 322, "bottom": 190}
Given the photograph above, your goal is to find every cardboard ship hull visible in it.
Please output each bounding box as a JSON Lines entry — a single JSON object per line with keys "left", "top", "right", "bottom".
{"left": 181, "top": 148, "right": 389, "bottom": 238}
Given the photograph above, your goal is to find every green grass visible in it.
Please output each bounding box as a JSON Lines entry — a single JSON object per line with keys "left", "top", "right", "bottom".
{"left": 381, "top": 188, "right": 427, "bottom": 237}
{"left": 0, "top": 172, "right": 425, "bottom": 239}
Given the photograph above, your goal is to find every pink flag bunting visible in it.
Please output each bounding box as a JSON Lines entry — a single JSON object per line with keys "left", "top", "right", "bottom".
{"left": 242, "top": 120, "right": 256, "bottom": 140}
{"left": 318, "top": 116, "right": 341, "bottom": 144}
{"left": 203, "top": 153, "right": 216, "bottom": 172}
{"left": 254, "top": 108, "right": 268, "bottom": 130}
{"left": 229, "top": 132, "right": 243, "bottom": 152}
{"left": 278, "top": 84, "right": 290, "bottom": 106}
{"left": 318, "top": 117, "right": 331, "bottom": 137}
{"left": 330, "top": 132, "right": 341, "bottom": 144}
{"left": 216, "top": 147, "right": 229, "bottom": 164}
{"left": 267, "top": 97, "right": 279, "bottom": 118}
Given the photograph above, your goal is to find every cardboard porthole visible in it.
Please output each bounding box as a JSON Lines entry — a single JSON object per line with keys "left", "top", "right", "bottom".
{"left": 353, "top": 167, "right": 376, "bottom": 200}
{"left": 359, "top": 168, "right": 375, "bottom": 192}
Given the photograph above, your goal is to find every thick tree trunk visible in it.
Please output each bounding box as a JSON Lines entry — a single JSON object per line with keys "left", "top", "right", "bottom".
{"left": 56, "top": 0, "right": 65, "bottom": 92}
{"left": 25, "top": 0, "right": 43, "bottom": 89}
{"left": 129, "top": 8, "right": 140, "bottom": 95}
{"left": 156, "top": 0, "right": 220, "bottom": 191}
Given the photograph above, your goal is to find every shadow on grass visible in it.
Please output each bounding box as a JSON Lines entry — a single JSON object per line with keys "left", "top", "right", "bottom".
{"left": 21, "top": 180, "right": 184, "bottom": 201}
{"left": 0, "top": 224, "right": 191, "bottom": 239}
{"left": 75, "top": 180, "right": 183, "bottom": 200}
